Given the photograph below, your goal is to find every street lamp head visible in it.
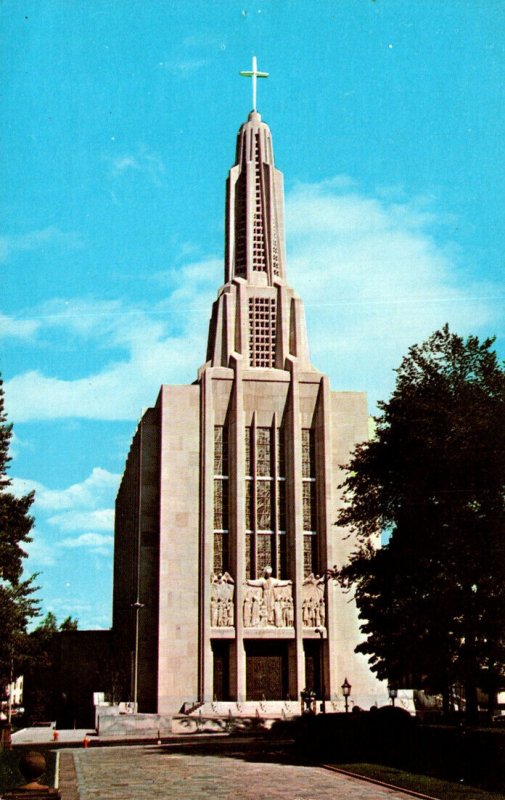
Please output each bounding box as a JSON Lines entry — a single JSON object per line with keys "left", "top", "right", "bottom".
{"left": 341, "top": 677, "right": 351, "bottom": 697}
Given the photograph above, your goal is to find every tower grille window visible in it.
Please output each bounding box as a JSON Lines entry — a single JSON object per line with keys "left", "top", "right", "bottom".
{"left": 248, "top": 297, "right": 276, "bottom": 368}
{"left": 213, "top": 426, "right": 229, "bottom": 574}
{"left": 272, "top": 230, "right": 279, "bottom": 277}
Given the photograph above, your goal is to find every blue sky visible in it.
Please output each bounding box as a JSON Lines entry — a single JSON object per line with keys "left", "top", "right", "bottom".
{"left": 1, "top": 0, "right": 504, "bottom": 629}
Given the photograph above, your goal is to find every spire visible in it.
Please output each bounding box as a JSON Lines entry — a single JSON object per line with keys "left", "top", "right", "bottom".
{"left": 224, "top": 103, "right": 286, "bottom": 285}
{"left": 202, "top": 68, "right": 312, "bottom": 373}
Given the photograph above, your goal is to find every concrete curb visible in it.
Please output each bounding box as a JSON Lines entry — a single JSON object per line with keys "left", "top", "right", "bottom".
{"left": 320, "top": 763, "right": 439, "bottom": 800}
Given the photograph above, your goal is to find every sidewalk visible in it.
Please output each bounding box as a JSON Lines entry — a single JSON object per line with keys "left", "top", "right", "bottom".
{"left": 59, "top": 744, "right": 422, "bottom": 800}
{"left": 12, "top": 728, "right": 94, "bottom": 746}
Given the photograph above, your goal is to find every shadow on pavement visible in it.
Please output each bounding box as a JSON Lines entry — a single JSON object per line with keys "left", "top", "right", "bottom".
{"left": 149, "top": 731, "right": 312, "bottom": 768}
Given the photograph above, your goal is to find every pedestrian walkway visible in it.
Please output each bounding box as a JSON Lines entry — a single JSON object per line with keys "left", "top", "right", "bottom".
{"left": 64, "top": 744, "right": 421, "bottom": 800}
{"left": 12, "top": 727, "right": 94, "bottom": 745}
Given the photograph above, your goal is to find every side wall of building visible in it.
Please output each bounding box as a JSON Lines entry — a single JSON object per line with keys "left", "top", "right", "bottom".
{"left": 157, "top": 384, "right": 201, "bottom": 714}
{"left": 113, "top": 407, "right": 161, "bottom": 712}
{"left": 327, "top": 391, "right": 385, "bottom": 708}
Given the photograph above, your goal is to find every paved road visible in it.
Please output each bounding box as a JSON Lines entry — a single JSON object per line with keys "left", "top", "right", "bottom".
{"left": 67, "top": 743, "right": 418, "bottom": 800}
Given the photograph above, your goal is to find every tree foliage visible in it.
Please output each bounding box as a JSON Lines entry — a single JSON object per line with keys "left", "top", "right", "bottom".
{"left": 23, "top": 612, "right": 78, "bottom": 723}
{"left": 0, "top": 375, "right": 39, "bottom": 685}
{"left": 338, "top": 327, "right": 505, "bottom": 713}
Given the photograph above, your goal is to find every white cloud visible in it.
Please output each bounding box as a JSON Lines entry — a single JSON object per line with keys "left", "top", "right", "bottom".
{"left": 11, "top": 468, "right": 120, "bottom": 512}
{"left": 0, "top": 313, "right": 40, "bottom": 340}
{"left": 39, "top": 595, "right": 111, "bottom": 628}
{"left": 113, "top": 156, "right": 140, "bottom": 173}
{"left": 285, "top": 179, "right": 501, "bottom": 406}
{"left": 0, "top": 227, "right": 83, "bottom": 263}
{"left": 4, "top": 185, "right": 502, "bottom": 425}
{"left": 13, "top": 468, "right": 118, "bottom": 568}
{"left": 4, "top": 258, "right": 219, "bottom": 422}
{"left": 49, "top": 509, "right": 114, "bottom": 532}
{"left": 25, "top": 536, "right": 56, "bottom": 567}
{"left": 159, "top": 58, "right": 209, "bottom": 76}
{"left": 110, "top": 147, "right": 166, "bottom": 185}
{"left": 58, "top": 532, "right": 114, "bottom": 553}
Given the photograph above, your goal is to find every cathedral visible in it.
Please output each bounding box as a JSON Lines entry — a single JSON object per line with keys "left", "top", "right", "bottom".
{"left": 112, "top": 65, "right": 385, "bottom": 716}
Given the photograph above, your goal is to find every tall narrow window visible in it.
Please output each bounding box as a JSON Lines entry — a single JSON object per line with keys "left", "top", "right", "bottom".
{"left": 302, "top": 429, "right": 317, "bottom": 576}
{"left": 234, "top": 173, "right": 247, "bottom": 276}
{"left": 213, "top": 426, "right": 229, "bottom": 574}
{"left": 245, "top": 426, "right": 253, "bottom": 578}
{"left": 244, "top": 425, "right": 286, "bottom": 579}
{"left": 276, "top": 428, "right": 287, "bottom": 578}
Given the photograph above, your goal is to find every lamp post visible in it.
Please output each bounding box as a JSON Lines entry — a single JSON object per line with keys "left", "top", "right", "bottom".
{"left": 341, "top": 677, "right": 351, "bottom": 713}
{"left": 315, "top": 627, "right": 326, "bottom": 713}
{"left": 388, "top": 683, "right": 398, "bottom": 707}
{"left": 131, "top": 600, "right": 144, "bottom": 712}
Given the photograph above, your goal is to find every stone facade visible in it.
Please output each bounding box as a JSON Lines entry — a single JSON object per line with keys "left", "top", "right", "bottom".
{"left": 113, "top": 109, "right": 385, "bottom": 714}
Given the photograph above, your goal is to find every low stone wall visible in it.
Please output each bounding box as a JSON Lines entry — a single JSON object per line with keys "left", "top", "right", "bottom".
{"left": 172, "top": 713, "right": 278, "bottom": 734}
{"left": 97, "top": 713, "right": 172, "bottom": 738}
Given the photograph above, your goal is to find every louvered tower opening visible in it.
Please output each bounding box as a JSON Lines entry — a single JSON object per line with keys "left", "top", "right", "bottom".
{"left": 252, "top": 133, "right": 267, "bottom": 273}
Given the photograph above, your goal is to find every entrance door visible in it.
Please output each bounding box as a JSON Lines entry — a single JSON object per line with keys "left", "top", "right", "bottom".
{"left": 304, "top": 640, "right": 321, "bottom": 696}
{"left": 245, "top": 641, "right": 288, "bottom": 700}
{"left": 212, "top": 640, "right": 230, "bottom": 701}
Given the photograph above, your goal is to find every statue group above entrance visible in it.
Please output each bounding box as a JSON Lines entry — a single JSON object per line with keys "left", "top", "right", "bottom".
{"left": 210, "top": 572, "right": 235, "bottom": 627}
{"left": 244, "top": 566, "right": 293, "bottom": 628}
{"left": 302, "top": 573, "right": 326, "bottom": 628}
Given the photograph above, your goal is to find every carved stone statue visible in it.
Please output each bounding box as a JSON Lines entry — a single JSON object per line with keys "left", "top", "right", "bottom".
{"left": 210, "top": 572, "right": 235, "bottom": 627}
{"left": 302, "top": 573, "right": 326, "bottom": 629}
{"left": 243, "top": 566, "right": 293, "bottom": 628}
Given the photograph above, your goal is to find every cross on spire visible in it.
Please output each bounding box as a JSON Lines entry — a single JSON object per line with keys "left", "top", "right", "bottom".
{"left": 240, "top": 56, "right": 269, "bottom": 112}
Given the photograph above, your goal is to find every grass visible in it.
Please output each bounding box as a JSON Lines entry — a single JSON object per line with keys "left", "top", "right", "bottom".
{"left": 0, "top": 750, "right": 56, "bottom": 794}
{"left": 334, "top": 763, "right": 505, "bottom": 800}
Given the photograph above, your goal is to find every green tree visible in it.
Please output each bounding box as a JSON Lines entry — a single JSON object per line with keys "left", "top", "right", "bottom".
{"left": 23, "top": 612, "right": 78, "bottom": 723}
{"left": 338, "top": 326, "right": 505, "bottom": 720}
{"left": 0, "top": 375, "right": 39, "bottom": 687}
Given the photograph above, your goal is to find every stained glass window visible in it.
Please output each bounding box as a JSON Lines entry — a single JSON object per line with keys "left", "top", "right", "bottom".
{"left": 302, "top": 428, "right": 317, "bottom": 574}
{"left": 214, "top": 479, "right": 229, "bottom": 531}
{"left": 277, "top": 532, "right": 287, "bottom": 579}
{"left": 244, "top": 425, "right": 288, "bottom": 579}
{"left": 302, "top": 481, "right": 317, "bottom": 531}
{"left": 245, "top": 480, "right": 253, "bottom": 531}
{"left": 304, "top": 533, "right": 317, "bottom": 577}
{"left": 245, "top": 427, "right": 252, "bottom": 476}
{"left": 257, "top": 480, "right": 273, "bottom": 530}
{"left": 245, "top": 533, "right": 253, "bottom": 578}
{"left": 214, "top": 532, "right": 229, "bottom": 575}
{"left": 214, "top": 426, "right": 229, "bottom": 572}
{"left": 257, "top": 533, "right": 274, "bottom": 577}
{"left": 214, "top": 426, "right": 228, "bottom": 475}
{"left": 277, "top": 480, "right": 286, "bottom": 531}
{"left": 302, "top": 429, "right": 315, "bottom": 479}
{"left": 276, "top": 430, "right": 285, "bottom": 477}
{"left": 256, "top": 427, "right": 272, "bottom": 476}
